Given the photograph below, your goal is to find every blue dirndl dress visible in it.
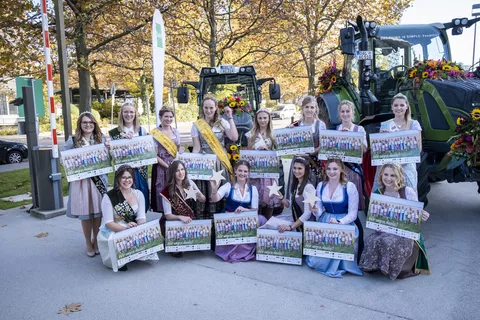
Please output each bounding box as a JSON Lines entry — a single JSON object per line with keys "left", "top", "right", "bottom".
{"left": 215, "top": 185, "right": 267, "bottom": 262}
{"left": 305, "top": 184, "right": 363, "bottom": 278}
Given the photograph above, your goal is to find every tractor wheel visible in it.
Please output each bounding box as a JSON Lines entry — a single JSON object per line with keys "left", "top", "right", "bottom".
{"left": 417, "top": 151, "right": 430, "bottom": 207}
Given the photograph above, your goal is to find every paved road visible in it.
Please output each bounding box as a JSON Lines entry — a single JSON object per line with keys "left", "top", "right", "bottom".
{"left": 0, "top": 180, "right": 479, "bottom": 319}
{"left": 0, "top": 119, "right": 292, "bottom": 172}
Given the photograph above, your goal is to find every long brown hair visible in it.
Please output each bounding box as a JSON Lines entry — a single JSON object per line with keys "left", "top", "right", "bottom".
{"left": 290, "top": 157, "right": 310, "bottom": 196}
{"left": 323, "top": 158, "right": 348, "bottom": 187}
{"left": 118, "top": 102, "right": 140, "bottom": 133}
{"left": 247, "top": 109, "right": 275, "bottom": 150}
{"left": 166, "top": 160, "right": 191, "bottom": 201}
{"left": 73, "top": 112, "right": 102, "bottom": 147}
{"left": 201, "top": 94, "right": 224, "bottom": 130}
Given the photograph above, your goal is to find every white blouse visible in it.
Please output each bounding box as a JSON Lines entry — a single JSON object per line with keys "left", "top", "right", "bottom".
{"left": 295, "top": 183, "right": 317, "bottom": 223}
{"left": 191, "top": 118, "right": 231, "bottom": 137}
{"left": 336, "top": 124, "right": 368, "bottom": 148}
{"left": 315, "top": 181, "right": 359, "bottom": 224}
{"left": 162, "top": 179, "right": 199, "bottom": 215}
{"left": 216, "top": 182, "right": 259, "bottom": 209}
{"left": 123, "top": 125, "right": 147, "bottom": 137}
{"left": 101, "top": 189, "right": 146, "bottom": 226}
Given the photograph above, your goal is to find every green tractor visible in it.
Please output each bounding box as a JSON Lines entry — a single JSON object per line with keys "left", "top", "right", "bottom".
{"left": 177, "top": 65, "right": 281, "bottom": 146}
{"left": 318, "top": 15, "right": 480, "bottom": 205}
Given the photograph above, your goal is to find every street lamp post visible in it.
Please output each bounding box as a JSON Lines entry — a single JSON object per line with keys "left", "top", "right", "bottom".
{"left": 472, "top": 4, "right": 480, "bottom": 67}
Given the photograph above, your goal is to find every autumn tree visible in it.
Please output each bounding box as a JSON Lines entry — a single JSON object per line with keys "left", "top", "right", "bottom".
{"left": 276, "top": 0, "right": 413, "bottom": 94}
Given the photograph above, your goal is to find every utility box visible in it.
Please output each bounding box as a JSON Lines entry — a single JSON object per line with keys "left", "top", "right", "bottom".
{"left": 29, "top": 146, "right": 65, "bottom": 219}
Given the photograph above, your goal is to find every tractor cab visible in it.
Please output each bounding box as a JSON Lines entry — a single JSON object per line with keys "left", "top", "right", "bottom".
{"left": 372, "top": 24, "right": 451, "bottom": 112}
{"left": 177, "top": 65, "right": 280, "bottom": 145}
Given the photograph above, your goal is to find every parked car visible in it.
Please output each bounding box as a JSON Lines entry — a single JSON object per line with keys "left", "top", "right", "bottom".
{"left": 271, "top": 104, "right": 297, "bottom": 120}
{"left": 0, "top": 140, "right": 28, "bottom": 164}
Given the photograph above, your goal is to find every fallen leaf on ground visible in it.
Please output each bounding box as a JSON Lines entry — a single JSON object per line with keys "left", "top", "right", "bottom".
{"left": 57, "top": 302, "right": 82, "bottom": 315}
{"left": 1, "top": 224, "right": 6, "bottom": 227}
{"left": 20, "top": 205, "right": 26, "bottom": 209}
{"left": 35, "top": 232, "right": 49, "bottom": 238}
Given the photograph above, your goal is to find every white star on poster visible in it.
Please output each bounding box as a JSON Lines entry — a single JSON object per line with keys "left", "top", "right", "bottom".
{"left": 211, "top": 169, "right": 226, "bottom": 185}
{"left": 302, "top": 191, "right": 320, "bottom": 207}
{"left": 267, "top": 180, "right": 283, "bottom": 197}
{"left": 184, "top": 186, "right": 198, "bottom": 201}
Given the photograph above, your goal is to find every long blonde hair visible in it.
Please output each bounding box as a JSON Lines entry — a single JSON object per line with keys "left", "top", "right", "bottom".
{"left": 338, "top": 100, "right": 355, "bottom": 121}
{"left": 74, "top": 112, "right": 102, "bottom": 147}
{"left": 201, "top": 94, "right": 224, "bottom": 130}
{"left": 247, "top": 108, "right": 275, "bottom": 150}
{"left": 323, "top": 158, "right": 348, "bottom": 187}
{"left": 391, "top": 93, "right": 411, "bottom": 128}
{"left": 118, "top": 102, "right": 140, "bottom": 133}
{"left": 377, "top": 163, "right": 406, "bottom": 192}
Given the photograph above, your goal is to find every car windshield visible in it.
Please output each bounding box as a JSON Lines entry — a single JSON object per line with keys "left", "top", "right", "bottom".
{"left": 201, "top": 74, "right": 257, "bottom": 110}
{"left": 276, "top": 106, "right": 285, "bottom": 111}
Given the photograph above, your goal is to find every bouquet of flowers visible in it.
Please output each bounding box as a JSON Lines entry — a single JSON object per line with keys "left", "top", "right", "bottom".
{"left": 218, "top": 94, "right": 253, "bottom": 117}
{"left": 318, "top": 58, "right": 341, "bottom": 94}
{"left": 407, "top": 59, "right": 475, "bottom": 86}
{"left": 440, "top": 108, "right": 480, "bottom": 169}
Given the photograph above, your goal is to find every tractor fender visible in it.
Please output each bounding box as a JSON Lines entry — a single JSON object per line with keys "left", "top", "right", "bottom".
{"left": 317, "top": 92, "right": 341, "bottom": 128}
{"left": 358, "top": 113, "right": 393, "bottom": 134}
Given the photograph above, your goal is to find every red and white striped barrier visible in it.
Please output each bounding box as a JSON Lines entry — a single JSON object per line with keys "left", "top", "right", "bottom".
{"left": 40, "top": 0, "right": 58, "bottom": 158}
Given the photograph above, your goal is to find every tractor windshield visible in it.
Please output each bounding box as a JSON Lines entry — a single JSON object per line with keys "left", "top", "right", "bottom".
{"left": 200, "top": 74, "right": 258, "bottom": 110}
{"left": 374, "top": 24, "right": 450, "bottom": 70}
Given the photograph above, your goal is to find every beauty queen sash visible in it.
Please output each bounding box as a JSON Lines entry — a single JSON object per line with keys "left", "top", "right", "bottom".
{"left": 150, "top": 128, "right": 178, "bottom": 157}
{"left": 160, "top": 187, "right": 195, "bottom": 219}
{"left": 194, "top": 119, "right": 233, "bottom": 179}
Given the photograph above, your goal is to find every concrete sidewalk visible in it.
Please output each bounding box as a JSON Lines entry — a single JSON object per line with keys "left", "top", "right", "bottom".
{"left": 1, "top": 181, "right": 479, "bottom": 320}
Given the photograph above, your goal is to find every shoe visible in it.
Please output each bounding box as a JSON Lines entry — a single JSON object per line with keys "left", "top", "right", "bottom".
{"left": 94, "top": 249, "right": 100, "bottom": 255}
{"left": 171, "top": 252, "right": 184, "bottom": 258}
{"left": 87, "top": 250, "right": 95, "bottom": 258}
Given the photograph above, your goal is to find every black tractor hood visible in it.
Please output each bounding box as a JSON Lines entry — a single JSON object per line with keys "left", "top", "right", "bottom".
{"left": 425, "top": 78, "right": 480, "bottom": 112}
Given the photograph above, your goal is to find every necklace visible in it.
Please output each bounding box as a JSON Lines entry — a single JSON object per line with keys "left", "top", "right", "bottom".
{"left": 394, "top": 119, "right": 406, "bottom": 129}
{"left": 121, "top": 188, "right": 133, "bottom": 198}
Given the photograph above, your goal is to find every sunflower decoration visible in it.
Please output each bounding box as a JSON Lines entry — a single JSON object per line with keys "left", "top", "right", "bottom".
{"left": 471, "top": 108, "right": 480, "bottom": 121}
{"left": 218, "top": 94, "right": 253, "bottom": 117}
{"left": 407, "top": 58, "right": 476, "bottom": 87}
{"left": 441, "top": 109, "right": 480, "bottom": 169}
{"left": 318, "top": 58, "right": 341, "bottom": 94}
{"left": 226, "top": 135, "right": 243, "bottom": 165}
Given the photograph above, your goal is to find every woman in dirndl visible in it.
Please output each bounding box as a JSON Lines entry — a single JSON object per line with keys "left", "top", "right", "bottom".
{"left": 276, "top": 157, "right": 316, "bottom": 232}
{"left": 336, "top": 100, "right": 368, "bottom": 210}
{"left": 209, "top": 160, "right": 266, "bottom": 262}
{"left": 191, "top": 94, "right": 238, "bottom": 219}
{"left": 372, "top": 93, "right": 423, "bottom": 192}
{"left": 97, "top": 165, "right": 147, "bottom": 270}
{"left": 159, "top": 160, "right": 206, "bottom": 258}
{"left": 150, "top": 108, "right": 181, "bottom": 213}
{"left": 306, "top": 158, "right": 363, "bottom": 278}
{"left": 63, "top": 112, "right": 108, "bottom": 257}
{"left": 286, "top": 96, "right": 327, "bottom": 200}
{"left": 245, "top": 108, "right": 281, "bottom": 220}
{"left": 360, "top": 163, "right": 430, "bottom": 280}
{"left": 109, "top": 102, "right": 149, "bottom": 209}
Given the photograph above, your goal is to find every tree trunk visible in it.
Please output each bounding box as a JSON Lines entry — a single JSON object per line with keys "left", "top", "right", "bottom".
{"left": 208, "top": 1, "right": 217, "bottom": 67}
{"left": 308, "top": 47, "right": 316, "bottom": 95}
{"left": 75, "top": 21, "right": 91, "bottom": 113}
{"left": 92, "top": 73, "right": 101, "bottom": 102}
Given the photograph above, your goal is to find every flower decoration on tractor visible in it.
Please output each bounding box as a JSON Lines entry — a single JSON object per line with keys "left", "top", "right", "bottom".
{"left": 218, "top": 94, "right": 253, "bottom": 117}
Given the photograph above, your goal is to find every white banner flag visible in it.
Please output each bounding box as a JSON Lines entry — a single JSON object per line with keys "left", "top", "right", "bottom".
{"left": 152, "top": 9, "right": 166, "bottom": 127}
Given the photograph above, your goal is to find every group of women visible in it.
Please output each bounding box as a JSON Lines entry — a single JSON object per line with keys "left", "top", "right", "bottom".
{"left": 63, "top": 92, "right": 431, "bottom": 279}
